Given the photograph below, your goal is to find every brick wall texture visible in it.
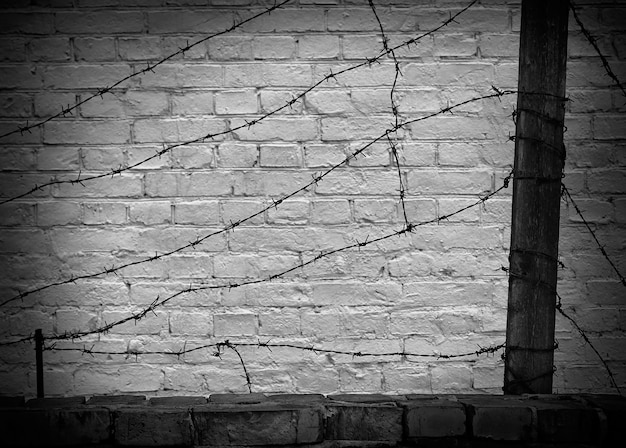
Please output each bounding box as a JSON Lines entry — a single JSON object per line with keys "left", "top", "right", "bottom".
{"left": 0, "top": 0, "right": 624, "bottom": 398}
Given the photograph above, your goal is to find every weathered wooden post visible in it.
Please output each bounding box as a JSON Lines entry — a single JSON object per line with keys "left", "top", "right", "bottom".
{"left": 504, "top": 0, "right": 569, "bottom": 394}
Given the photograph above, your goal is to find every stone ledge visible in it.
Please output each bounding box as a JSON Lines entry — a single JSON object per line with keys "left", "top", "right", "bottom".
{"left": 0, "top": 394, "right": 623, "bottom": 447}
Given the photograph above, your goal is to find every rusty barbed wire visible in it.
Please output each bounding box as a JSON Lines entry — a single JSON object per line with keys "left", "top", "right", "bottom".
{"left": 0, "top": 88, "right": 516, "bottom": 309}
{"left": 561, "top": 184, "right": 626, "bottom": 288}
{"left": 0, "top": 0, "right": 294, "bottom": 142}
{"left": 0, "top": 168, "right": 514, "bottom": 346}
{"left": 0, "top": 0, "right": 479, "bottom": 207}
{"left": 569, "top": 0, "right": 626, "bottom": 97}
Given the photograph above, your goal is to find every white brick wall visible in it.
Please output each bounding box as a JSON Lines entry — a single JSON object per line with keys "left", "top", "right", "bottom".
{"left": 0, "top": 0, "right": 624, "bottom": 398}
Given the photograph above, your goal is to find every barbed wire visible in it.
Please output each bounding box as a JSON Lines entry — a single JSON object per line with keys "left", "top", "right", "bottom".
{"left": 41, "top": 338, "right": 506, "bottom": 393}
{"left": 0, "top": 87, "right": 516, "bottom": 309}
{"left": 569, "top": 0, "right": 626, "bottom": 97}
{"left": 0, "top": 168, "right": 513, "bottom": 347}
{"left": 0, "top": 0, "right": 294, "bottom": 142}
{"left": 0, "top": 0, "right": 479, "bottom": 207}
{"left": 369, "top": 0, "right": 409, "bottom": 229}
{"left": 561, "top": 184, "right": 626, "bottom": 288}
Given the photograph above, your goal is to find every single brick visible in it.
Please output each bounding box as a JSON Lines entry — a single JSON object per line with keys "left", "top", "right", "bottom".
{"left": 325, "top": 403, "right": 403, "bottom": 441}
{"left": 174, "top": 200, "right": 220, "bottom": 225}
{"left": 469, "top": 401, "right": 534, "bottom": 441}
{"left": 253, "top": 36, "right": 296, "bottom": 59}
{"left": 28, "top": 37, "right": 70, "bottom": 61}
{"left": 260, "top": 144, "right": 302, "bottom": 167}
{"left": 299, "top": 35, "right": 340, "bottom": 59}
{"left": 73, "top": 37, "right": 116, "bottom": 61}
{"left": 213, "top": 313, "right": 257, "bottom": 336}
{"left": 129, "top": 201, "right": 172, "bottom": 224}
{"left": 55, "top": 11, "right": 145, "bottom": 34}
{"left": 44, "top": 121, "right": 130, "bottom": 145}
{"left": 215, "top": 89, "right": 257, "bottom": 115}
{"left": 405, "top": 400, "right": 466, "bottom": 438}
{"left": 310, "top": 199, "right": 351, "bottom": 224}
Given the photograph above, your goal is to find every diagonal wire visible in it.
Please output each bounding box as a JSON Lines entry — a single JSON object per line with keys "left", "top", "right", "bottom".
{"left": 569, "top": 0, "right": 626, "bottom": 98}
{"left": 0, "top": 168, "right": 513, "bottom": 345}
{"left": 561, "top": 184, "right": 626, "bottom": 287}
{"left": 0, "top": 0, "right": 295, "bottom": 141}
{"left": 0, "top": 0, "right": 480, "bottom": 207}
{"left": 0, "top": 88, "right": 516, "bottom": 309}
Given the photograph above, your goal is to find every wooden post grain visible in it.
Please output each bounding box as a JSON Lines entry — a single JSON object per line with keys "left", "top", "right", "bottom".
{"left": 504, "top": 0, "right": 569, "bottom": 394}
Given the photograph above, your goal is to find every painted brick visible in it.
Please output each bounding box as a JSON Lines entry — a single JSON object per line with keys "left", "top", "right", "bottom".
{"left": 0, "top": 37, "right": 27, "bottom": 62}
{"left": 83, "top": 202, "right": 127, "bottom": 225}
{"left": 259, "top": 89, "right": 304, "bottom": 115}
{"left": 129, "top": 201, "right": 172, "bottom": 224}
{"left": 73, "top": 37, "right": 116, "bottom": 61}
{"left": 208, "top": 36, "right": 253, "bottom": 61}
{"left": 36, "top": 146, "right": 80, "bottom": 170}
{"left": 172, "top": 91, "right": 213, "bottom": 116}
{"left": 174, "top": 200, "right": 219, "bottom": 225}
{"left": 56, "top": 11, "right": 145, "bottom": 34}
{"left": 407, "top": 170, "right": 492, "bottom": 195}
{"left": 169, "top": 311, "right": 212, "bottom": 336}
{"left": 253, "top": 36, "right": 296, "bottom": 59}
{"left": 0, "top": 13, "right": 54, "bottom": 35}
{"left": 138, "top": 64, "right": 223, "bottom": 89}
{"left": 213, "top": 313, "right": 257, "bottom": 336}
{"left": 28, "top": 37, "right": 70, "bottom": 62}
{"left": 37, "top": 201, "right": 82, "bottom": 226}
{"left": 44, "top": 121, "right": 130, "bottom": 145}
{"left": 231, "top": 117, "right": 317, "bottom": 141}
{"left": 310, "top": 199, "right": 351, "bottom": 225}
{"left": 299, "top": 35, "right": 340, "bottom": 60}
{"left": 260, "top": 144, "right": 302, "bottom": 167}
{"left": 215, "top": 89, "right": 257, "bottom": 115}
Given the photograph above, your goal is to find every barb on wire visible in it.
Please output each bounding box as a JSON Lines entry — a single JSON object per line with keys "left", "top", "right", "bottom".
{"left": 1, "top": 88, "right": 517, "bottom": 309}
{"left": 569, "top": 0, "right": 626, "bottom": 97}
{"left": 561, "top": 184, "right": 626, "bottom": 287}
{"left": 369, "top": 0, "right": 410, "bottom": 230}
{"left": 0, "top": 0, "right": 294, "bottom": 142}
{"left": 0, "top": 0, "right": 480, "bottom": 207}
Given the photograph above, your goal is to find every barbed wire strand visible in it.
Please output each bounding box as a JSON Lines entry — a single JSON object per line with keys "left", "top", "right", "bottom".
{"left": 0, "top": 0, "right": 294, "bottom": 142}
{"left": 43, "top": 338, "right": 506, "bottom": 393}
{"left": 0, "top": 0, "right": 479, "bottom": 207}
{"left": 0, "top": 88, "right": 515, "bottom": 309}
{"left": 561, "top": 184, "right": 626, "bottom": 288}
{"left": 43, "top": 339, "right": 506, "bottom": 361}
{"left": 368, "top": 0, "right": 410, "bottom": 229}
{"left": 555, "top": 296, "right": 621, "bottom": 395}
{"left": 569, "top": 0, "right": 626, "bottom": 98}
{"left": 0, "top": 169, "right": 513, "bottom": 347}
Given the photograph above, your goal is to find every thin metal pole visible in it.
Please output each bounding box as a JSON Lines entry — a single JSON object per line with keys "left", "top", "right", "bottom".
{"left": 35, "top": 329, "right": 44, "bottom": 398}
